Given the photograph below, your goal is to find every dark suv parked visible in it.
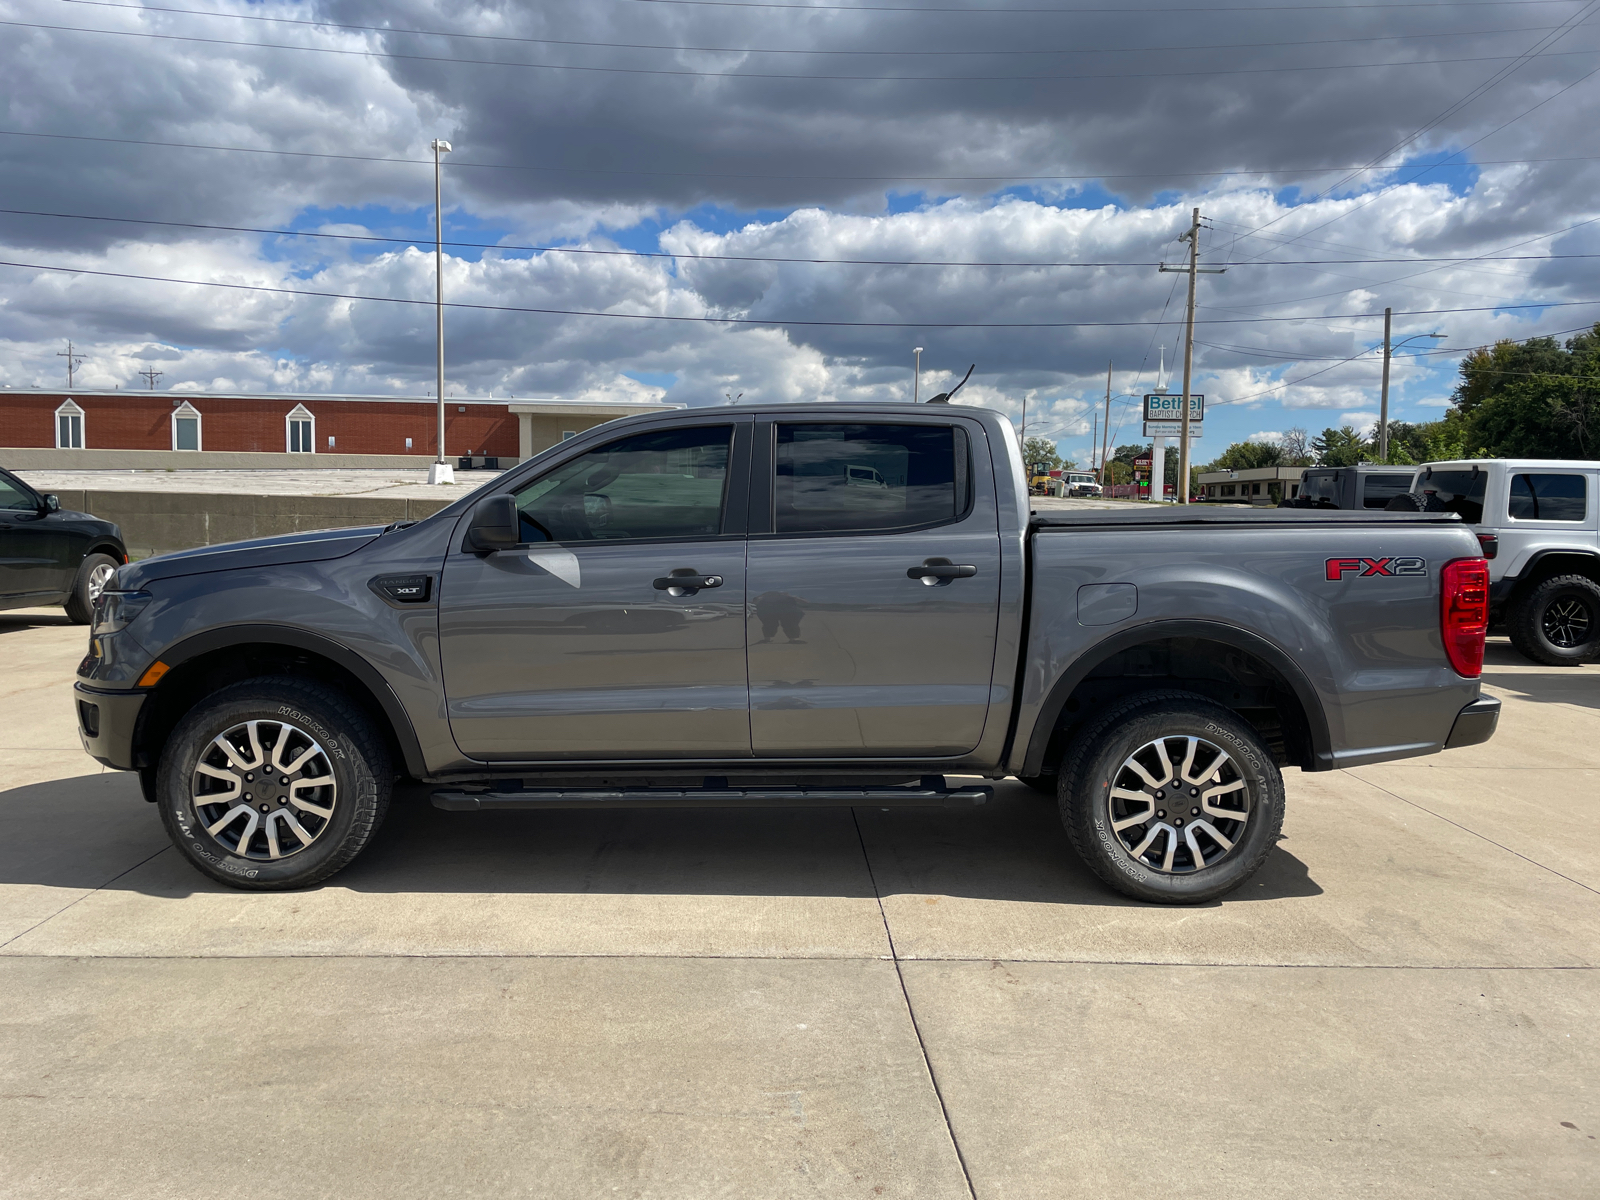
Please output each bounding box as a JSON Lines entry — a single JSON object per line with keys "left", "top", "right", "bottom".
{"left": 0, "top": 467, "right": 127, "bottom": 622}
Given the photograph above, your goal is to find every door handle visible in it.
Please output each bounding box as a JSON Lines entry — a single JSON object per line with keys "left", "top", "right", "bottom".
{"left": 907, "top": 557, "right": 977, "bottom": 586}
{"left": 653, "top": 568, "right": 724, "bottom": 596}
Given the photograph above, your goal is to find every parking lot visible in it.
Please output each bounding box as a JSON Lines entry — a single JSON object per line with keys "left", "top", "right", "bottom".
{"left": 2, "top": 607, "right": 1596, "bottom": 1198}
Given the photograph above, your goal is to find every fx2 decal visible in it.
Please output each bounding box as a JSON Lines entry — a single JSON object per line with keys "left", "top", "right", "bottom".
{"left": 1325, "top": 556, "right": 1427, "bottom": 580}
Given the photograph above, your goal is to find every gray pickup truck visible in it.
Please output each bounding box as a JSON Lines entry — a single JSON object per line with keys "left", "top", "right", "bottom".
{"left": 74, "top": 403, "right": 1499, "bottom": 903}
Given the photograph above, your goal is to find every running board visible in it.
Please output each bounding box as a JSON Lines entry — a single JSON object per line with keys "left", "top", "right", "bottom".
{"left": 431, "top": 776, "right": 991, "bottom": 811}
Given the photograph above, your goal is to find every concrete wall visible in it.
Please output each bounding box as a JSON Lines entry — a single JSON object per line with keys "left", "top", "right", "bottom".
{"left": 48, "top": 490, "right": 457, "bottom": 559}
{"left": 1, "top": 447, "right": 490, "bottom": 471}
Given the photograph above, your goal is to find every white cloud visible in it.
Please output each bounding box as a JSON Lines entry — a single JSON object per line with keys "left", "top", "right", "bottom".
{"left": 1, "top": 0, "right": 1595, "bottom": 420}
{"left": 1339, "top": 411, "right": 1380, "bottom": 437}
{"left": 1247, "top": 430, "right": 1283, "bottom": 444}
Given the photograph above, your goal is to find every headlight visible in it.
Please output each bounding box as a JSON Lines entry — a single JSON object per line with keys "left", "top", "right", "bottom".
{"left": 91, "top": 590, "right": 153, "bottom": 635}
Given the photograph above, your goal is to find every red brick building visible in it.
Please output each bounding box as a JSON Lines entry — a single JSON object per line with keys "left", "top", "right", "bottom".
{"left": 1, "top": 390, "right": 675, "bottom": 463}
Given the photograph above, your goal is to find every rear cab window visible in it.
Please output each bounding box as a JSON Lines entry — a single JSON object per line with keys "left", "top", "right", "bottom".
{"left": 1414, "top": 469, "right": 1488, "bottom": 524}
{"left": 1508, "top": 473, "right": 1587, "bottom": 522}
{"left": 1362, "top": 473, "right": 1414, "bottom": 509}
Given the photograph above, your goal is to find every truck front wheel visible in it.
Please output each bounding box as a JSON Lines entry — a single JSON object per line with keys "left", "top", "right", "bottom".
{"left": 156, "top": 677, "right": 392, "bottom": 890}
{"left": 1508, "top": 574, "right": 1600, "bottom": 666}
{"left": 1060, "top": 696, "right": 1284, "bottom": 904}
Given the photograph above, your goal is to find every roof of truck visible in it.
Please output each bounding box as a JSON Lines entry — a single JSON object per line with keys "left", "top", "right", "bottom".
{"left": 1419, "top": 459, "right": 1600, "bottom": 471}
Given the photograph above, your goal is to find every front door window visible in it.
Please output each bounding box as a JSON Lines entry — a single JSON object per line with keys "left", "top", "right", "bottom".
{"left": 439, "top": 422, "right": 750, "bottom": 760}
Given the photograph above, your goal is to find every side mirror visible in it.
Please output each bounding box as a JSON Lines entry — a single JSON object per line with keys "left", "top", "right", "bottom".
{"left": 43, "top": 494, "right": 60, "bottom": 513}
{"left": 466, "top": 494, "right": 520, "bottom": 552}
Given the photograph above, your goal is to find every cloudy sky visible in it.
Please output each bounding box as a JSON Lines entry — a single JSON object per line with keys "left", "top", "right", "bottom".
{"left": 2, "top": 0, "right": 1598, "bottom": 463}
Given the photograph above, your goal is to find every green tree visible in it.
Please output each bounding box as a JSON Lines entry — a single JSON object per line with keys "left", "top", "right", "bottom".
{"left": 1203, "top": 440, "right": 1283, "bottom": 472}
{"left": 1435, "top": 323, "right": 1600, "bottom": 459}
{"left": 1022, "top": 436, "right": 1062, "bottom": 472}
{"left": 1105, "top": 460, "right": 1133, "bottom": 485}
{"left": 1311, "top": 425, "right": 1371, "bottom": 466}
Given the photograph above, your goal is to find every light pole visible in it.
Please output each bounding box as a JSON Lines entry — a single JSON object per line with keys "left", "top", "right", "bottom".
{"left": 913, "top": 347, "right": 924, "bottom": 403}
{"left": 1378, "top": 306, "right": 1446, "bottom": 462}
{"left": 428, "top": 138, "right": 453, "bottom": 485}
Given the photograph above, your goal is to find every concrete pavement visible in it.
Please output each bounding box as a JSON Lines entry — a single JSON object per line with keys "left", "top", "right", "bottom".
{"left": 1, "top": 609, "right": 1596, "bottom": 1197}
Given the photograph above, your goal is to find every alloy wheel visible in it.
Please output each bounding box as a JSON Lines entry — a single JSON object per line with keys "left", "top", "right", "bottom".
{"left": 190, "top": 719, "right": 338, "bottom": 860}
{"left": 1542, "top": 597, "right": 1592, "bottom": 649}
{"left": 87, "top": 562, "right": 117, "bottom": 604}
{"left": 1105, "top": 734, "right": 1251, "bottom": 874}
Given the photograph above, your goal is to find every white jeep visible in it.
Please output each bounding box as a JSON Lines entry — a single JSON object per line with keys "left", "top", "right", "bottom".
{"left": 1409, "top": 459, "right": 1600, "bottom": 665}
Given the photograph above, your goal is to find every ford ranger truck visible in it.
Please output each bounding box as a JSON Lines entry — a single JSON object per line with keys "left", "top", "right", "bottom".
{"left": 74, "top": 404, "right": 1499, "bottom": 903}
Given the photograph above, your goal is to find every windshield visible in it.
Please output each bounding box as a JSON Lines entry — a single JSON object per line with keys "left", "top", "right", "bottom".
{"left": 1414, "top": 469, "right": 1488, "bottom": 524}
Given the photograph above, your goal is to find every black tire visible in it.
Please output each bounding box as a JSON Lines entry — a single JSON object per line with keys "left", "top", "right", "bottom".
{"left": 1507, "top": 574, "right": 1600, "bottom": 666}
{"left": 157, "top": 677, "right": 392, "bottom": 890}
{"left": 64, "top": 552, "right": 119, "bottom": 624}
{"left": 1060, "top": 694, "right": 1284, "bottom": 904}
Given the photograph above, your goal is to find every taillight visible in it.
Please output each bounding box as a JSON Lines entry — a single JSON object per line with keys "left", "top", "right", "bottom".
{"left": 1476, "top": 533, "right": 1498, "bottom": 560}
{"left": 1441, "top": 557, "right": 1490, "bottom": 677}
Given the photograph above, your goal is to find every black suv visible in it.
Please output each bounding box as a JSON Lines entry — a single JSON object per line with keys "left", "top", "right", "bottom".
{"left": 0, "top": 466, "right": 127, "bottom": 622}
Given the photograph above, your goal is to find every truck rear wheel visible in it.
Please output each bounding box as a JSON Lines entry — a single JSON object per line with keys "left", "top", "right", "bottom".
{"left": 1060, "top": 695, "right": 1284, "bottom": 904}
{"left": 1508, "top": 574, "right": 1600, "bottom": 666}
{"left": 156, "top": 677, "right": 392, "bottom": 890}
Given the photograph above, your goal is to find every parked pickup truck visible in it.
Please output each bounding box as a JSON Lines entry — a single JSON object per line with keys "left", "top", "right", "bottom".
{"left": 74, "top": 404, "right": 1499, "bottom": 903}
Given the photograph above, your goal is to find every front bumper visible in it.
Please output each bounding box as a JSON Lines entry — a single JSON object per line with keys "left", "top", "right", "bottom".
{"left": 74, "top": 683, "right": 146, "bottom": 771}
{"left": 1444, "top": 694, "right": 1500, "bottom": 750}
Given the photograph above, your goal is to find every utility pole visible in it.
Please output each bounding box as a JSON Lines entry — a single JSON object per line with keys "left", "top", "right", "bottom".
{"left": 1101, "top": 360, "right": 1112, "bottom": 486}
{"left": 1159, "top": 208, "right": 1225, "bottom": 504}
{"left": 1091, "top": 411, "right": 1098, "bottom": 475}
{"left": 1379, "top": 307, "right": 1392, "bottom": 463}
{"left": 57, "top": 340, "right": 85, "bottom": 389}
{"left": 429, "top": 137, "right": 453, "bottom": 485}
{"left": 913, "top": 346, "right": 923, "bottom": 403}
{"left": 138, "top": 367, "right": 163, "bottom": 389}
{"left": 1378, "top": 311, "right": 1445, "bottom": 462}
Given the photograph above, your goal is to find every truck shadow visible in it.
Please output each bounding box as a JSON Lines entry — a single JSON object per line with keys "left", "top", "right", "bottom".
{"left": 1481, "top": 640, "right": 1600, "bottom": 710}
{"left": 0, "top": 774, "right": 1320, "bottom": 908}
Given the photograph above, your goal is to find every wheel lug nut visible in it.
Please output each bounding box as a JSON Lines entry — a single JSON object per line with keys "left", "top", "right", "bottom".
{"left": 1191, "top": 807, "right": 1200, "bottom": 816}
{"left": 1190, "top": 788, "right": 1198, "bottom": 796}
{"left": 245, "top": 774, "right": 253, "bottom": 782}
{"left": 1156, "top": 810, "right": 1166, "bottom": 819}
{"left": 258, "top": 804, "right": 270, "bottom": 813}
{"left": 1174, "top": 818, "right": 1184, "bottom": 827}
{"left": 278, "top": 796, "right": 287, "bottom": 804}
{"left": 243, "top": 793, "right": 252, "bottom": 801}
{"left": 1154, "top": 791, "right": 1164, "bottom": 800}
{"left": 281, "top": 777, "right": 289, "bottom": 785}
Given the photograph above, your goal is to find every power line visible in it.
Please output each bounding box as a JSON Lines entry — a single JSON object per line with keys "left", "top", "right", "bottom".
{"left": 49, "top": 1, "right": 1571, "bottom": 58}
{"left": 1210, "top": 320, "right": 1600, "bottom": 405}
{"left": 3, "top": 128, "right": 1594, "bottom": 186}
{"left": 6, "top": 256, "right": 1599, "bottom": 328}
{"left": 578, "top": 0, "right": 1592, "bottom": 11}
{"left": 11, "top": 18, "right": 1600, "bottom": 82}
{"left": 1225, "top": 0, "right": 1600, "bottom": 253}
{"left": 7, "top": 205, "right": 1600, "bottom": 269}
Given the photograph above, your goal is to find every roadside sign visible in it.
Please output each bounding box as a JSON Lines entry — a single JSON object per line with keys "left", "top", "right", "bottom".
{"left": 1144, "top": 393, "right": 1204, "bottom": 422}
{"left": 1143, "top": 422, "right": 1204, "bottom": 438}
{"left": 1133, "top": 456, "right": 1152, "bottom": 468}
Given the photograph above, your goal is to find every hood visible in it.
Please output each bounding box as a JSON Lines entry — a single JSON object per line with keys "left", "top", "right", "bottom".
{"left": 121, "top": 525, "right": 385, "bottom": 587}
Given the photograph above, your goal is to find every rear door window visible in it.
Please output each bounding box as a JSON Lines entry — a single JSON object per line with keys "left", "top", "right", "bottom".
{"left": 1508, "top": 473, "right": 1587, "bottom": 522}
{"left": 1415, "top": 470, "right": 1488, "bottom": 523}
{"left": 1362, "top": 474, "right": 1413, "bottom": 509}
{"left": 774, "top": 423, "right": 970, "bottom": 535}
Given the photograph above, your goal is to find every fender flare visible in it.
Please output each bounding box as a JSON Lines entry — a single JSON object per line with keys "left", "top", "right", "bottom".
{"left": 1018, "top": 618, "right": 1334, "bottom": 776}
{"left": 144, "top": 622, "right": 428, "bottom": 778}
